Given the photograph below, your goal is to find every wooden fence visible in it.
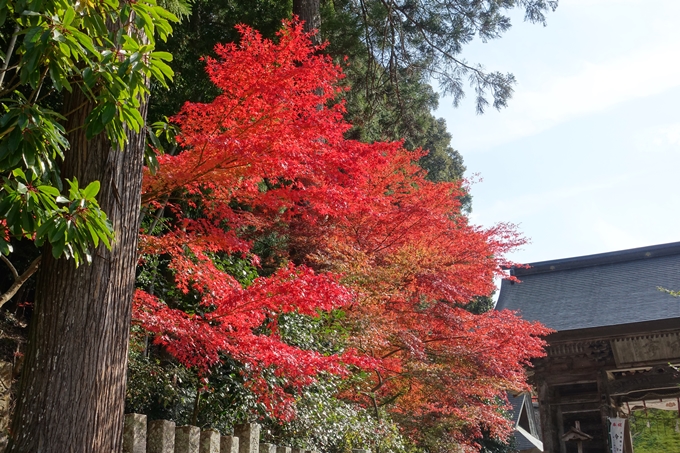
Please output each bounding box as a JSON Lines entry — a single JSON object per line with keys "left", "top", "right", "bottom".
{"left": 122, "top": 414, "right": 368, "bottom": 453}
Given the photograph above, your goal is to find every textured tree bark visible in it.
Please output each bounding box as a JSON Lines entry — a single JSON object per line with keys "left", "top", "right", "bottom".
{"left": 293, "top": 0, "right": 321, "bottom": 44}
{"left": 5, "top": 88, "right": 147, "bottom": 451}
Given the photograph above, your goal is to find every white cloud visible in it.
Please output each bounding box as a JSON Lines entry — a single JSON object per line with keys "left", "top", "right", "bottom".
{"left": 468, "top": 177, "right": 626, "bottom": 227}
{"left": 445, "top": 43, "right": 680, "bottom": 151}
{"left": 436, "top": 0, "right": 680, "bottom": 265}
{"left": 565, "top": 0, "right": 644, "bottom": 5}
{"left": 589, "top": 218, "right": 645, "bottom": 252}
{"left": 438, "top": 0, "right": 680, "bottom": 153}
{"left": 634, "top": 122, "right": 680, "bottom": 153}
{"left": 519, "top": 46, "right": 680, "bottom": 121}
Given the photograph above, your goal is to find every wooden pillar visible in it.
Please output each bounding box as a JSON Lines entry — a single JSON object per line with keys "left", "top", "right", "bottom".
{"left": 556, "top": 402, "right": 566, "bottom": 453}
{"left": 598, "top": 370, "right": 616, "bottom": 452}
{"left": 624, "top": 417, "right": 634, "bottom": 453}
{"left": 538, "top": 379, "right": 561, "bottom": 453}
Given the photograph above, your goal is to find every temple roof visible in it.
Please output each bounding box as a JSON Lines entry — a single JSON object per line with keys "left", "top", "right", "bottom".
{"left": 496, "top": 242, "right": 680, "bottom": 332}
{"left": 508, "top": 393, "right": 543, "bottom": 452}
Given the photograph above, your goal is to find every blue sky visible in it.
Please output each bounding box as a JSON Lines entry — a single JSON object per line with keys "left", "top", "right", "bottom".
{"left": 435, "top": 0, "right": 680, "bottom": 264}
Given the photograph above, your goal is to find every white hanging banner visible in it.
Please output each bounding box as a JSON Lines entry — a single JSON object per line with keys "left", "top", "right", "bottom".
{"left": 608, "top": 417, "right": 626, "bottom": 453}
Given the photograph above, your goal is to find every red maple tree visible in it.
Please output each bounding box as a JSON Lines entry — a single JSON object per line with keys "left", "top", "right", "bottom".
{"left": 135, "top": 21, "right": 549, "bottom": 446}
{"left": 136, "top": 21, "right": 373, "bottom": 418}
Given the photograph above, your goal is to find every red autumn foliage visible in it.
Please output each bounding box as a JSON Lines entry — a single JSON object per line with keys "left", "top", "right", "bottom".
{"left": 135, "top": 21, "right": 549, "bottom": 447}
{"left": 136, "top": 21, "right": 374, "bottom": 418}
{"left": 279, "top": 125, "right": 550, "bottom": 446}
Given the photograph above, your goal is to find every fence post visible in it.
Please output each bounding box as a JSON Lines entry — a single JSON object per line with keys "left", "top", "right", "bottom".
{"left": 200, "top": 429, "right": 221, "bottom": 453}
{"left": 276, "top": 447, "right": 291, "bottom": 453}
{"left": 259, "top": 443, "right": 276, "bottom": 453}
{"left": 148, "top": 419, "right": 176, "bottom": 453}
{"left": 221, "top": 435, "right": 240, "bottom": 453}
{"left": 291, "top": 448, "right": 305, "bottom": 453}
{"left": 234, "top": 423, "right": 261, "bottom": 453}
{"left": 176, "top": 425, "right": 201, "bottom": 453}
{"left": 123, "top": 413, "right": 147, "bottom": 453}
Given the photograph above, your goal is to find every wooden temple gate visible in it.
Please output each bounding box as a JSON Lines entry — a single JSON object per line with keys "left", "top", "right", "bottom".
{"left": 532, "top": 321, "right": 680, "bottom": 452}
{"left": 497, "top": 242, "right": 680, "bottom": 453}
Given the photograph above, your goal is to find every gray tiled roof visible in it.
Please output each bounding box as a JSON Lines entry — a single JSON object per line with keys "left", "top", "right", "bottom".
{"left": 496, "top": 242, "right": 680, "bottom": 331}
{"left": 508, "top": 393, "right": 542, "bottom": 451}
{"left": 507, "top": 393, "right": 525, "bottom": 425}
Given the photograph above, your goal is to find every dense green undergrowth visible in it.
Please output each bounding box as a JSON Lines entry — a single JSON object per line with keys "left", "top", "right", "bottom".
{"left": 631, "top": 409, "right": 680, "bottom": 453}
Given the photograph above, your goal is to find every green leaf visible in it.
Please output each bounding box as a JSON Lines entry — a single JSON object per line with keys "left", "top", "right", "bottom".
{"left": 82, "top": 67, "right": 96, "bottom": 88}
{"left": 24, "top": 26, "right": 42, "bottom": 45}
{"left": 17, "top": 114, "right": 28, "bottom": 130}
{"left": 51, "top": 237, "right": 65, "bottom": 259}
{"left": 5, "top": 204, "right": 19, "bottom": 233}
{"left": 38, "top": 193, "right": 58, "bottom": 211}
{"left": 151, "top": 59, "right": 173, "bottom": 80}
{"left": 0, "top": 112, "right": 13, "bottom": 128}
{"left": 0, "top": 238, "right": 12, "bottom": 255}
{"left": 36, "top": 218, "right": 53, "bottom": 242}
{"left": 12, "top": 168, "right": 26, "bottom": 180}
{"left": 63, "top": 6, "right": 76, "bottom": 26}
{"left": 49, "top": 62, "right": 64, "bottom": 91}
{"left": 154, "top": 5, "right": 179, "bottom": 21}
{"left": 117, "top": 59, "right": 131, "bottom": 77}
{"left": 69, "top": 29, "right": 96, "bottom": 54}
{"left": 21, "top": 210, "right": 33, "bottom": 232}
{"left": 86, "top": 115, "right": 105, "bottom": 139}
{"left": 101, "top": 103, "right": 116, "bottom": 125}
{"left": 23, "top": 48, "right": 42, "bottom": 82}
{"left": 52, "top": 29, "right": 66, "bottom": 43}
{"left": 97, "top": 220, "right": 112, "bottom": 249}
{"left": 151, "top": 51, "right": 172, "bottom": 61}
{"left": 38, "top": 185, "right": 60, "bottom": 196}
{"left": 81, "top": 180, "right": 100, "bottom": 199}
{"left": 86, "top": 221, "right": 100, "bottom": 247}
{"left": 8, "top": 127, "right": 22, "bottom": 152}
{"left": 48, "top": 220, "right": 66, "bottom": 243}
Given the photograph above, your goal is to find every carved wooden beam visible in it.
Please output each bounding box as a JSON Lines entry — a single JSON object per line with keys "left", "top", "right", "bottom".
{"left": 609, "top": 365, "right": 680, "bottom": 396}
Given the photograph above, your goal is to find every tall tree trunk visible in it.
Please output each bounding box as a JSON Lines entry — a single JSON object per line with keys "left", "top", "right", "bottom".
{"left": 5, "top": 89, "right": 147, "bottom": 451}
{"left": 293, "top": 0, "right": 321, "bottom": 44}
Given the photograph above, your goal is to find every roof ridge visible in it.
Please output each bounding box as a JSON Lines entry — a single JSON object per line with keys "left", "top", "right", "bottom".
{"left": 510, "top": 241, "right": 680, "bottom": 276}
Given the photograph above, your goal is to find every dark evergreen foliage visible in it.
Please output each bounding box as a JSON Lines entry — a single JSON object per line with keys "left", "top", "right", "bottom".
{"left": 328, "top": 0, "right": 557, "bottom": 114}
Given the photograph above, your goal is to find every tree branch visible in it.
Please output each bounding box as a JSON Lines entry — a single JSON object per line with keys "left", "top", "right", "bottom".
{"left": 1, "top": 255, "right": 19, "bottom": 280}
{"left": 0, "top": 25, "right": 20, "bottom": 89}
{"left": 0, "top": 255, "right": 42, "bottom": 309}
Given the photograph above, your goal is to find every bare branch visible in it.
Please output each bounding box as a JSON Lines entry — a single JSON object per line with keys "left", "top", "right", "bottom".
{"left": 0, "top": 255, "right": 19, "bottom": 280}
{"left": 0, "top": 25, "right": 20, "bottom": 88}
{"left": 0, "top": 255, "right": 42, "bottom": 309}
